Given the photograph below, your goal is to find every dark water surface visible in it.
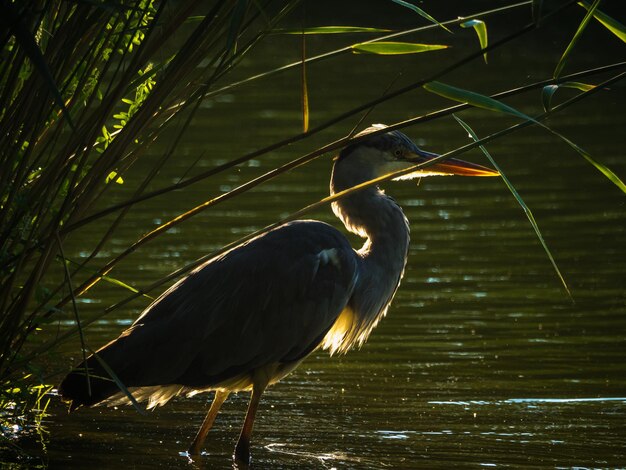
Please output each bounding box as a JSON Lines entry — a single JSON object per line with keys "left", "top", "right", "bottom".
{"left": 16, "top": 5, "right": 626, "bottom": 469}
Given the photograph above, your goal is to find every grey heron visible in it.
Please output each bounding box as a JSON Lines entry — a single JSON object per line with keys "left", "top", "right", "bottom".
{"left": 59, "top": 124, "right": 498, "bottom": 463}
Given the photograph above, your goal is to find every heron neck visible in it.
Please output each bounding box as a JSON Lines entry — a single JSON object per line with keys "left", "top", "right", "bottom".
{"left": 328, "top": 175, "right": 410, "bottom": 350}
{"left": 325, "top": 166, "right": 411, "bottom": 351}
{"left": 330, "top": 171, "right": 410, "bottom": 275}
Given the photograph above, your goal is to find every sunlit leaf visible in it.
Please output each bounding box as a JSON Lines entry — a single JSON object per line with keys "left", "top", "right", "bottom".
{"left": 301, "top": 33, "right": 309, "bottom": 133}
{"left": 63, "top": 257, "right": 152, "bottom": 300}
{"left": 274, "top": 26, "right": 391, "bottom": 34}
{"left": 184, "top": 15, "right": 206, "bottom": 24}
{"left": 423, "top": 81, "right": 536, "bottom": 123}
{"left": 452, "top": 114, "right": 572, "bottom": 299}
{"left": 541, "top": 85, "right": 559, "bottom": 112}
{"left": 541, "top": 81, "right": 596, "bottom": 111}
{"left": 351, "top": 41, "right": 449, "bottom": 55}
{"left": 460, "top": 19, "right": 488, "bottom": 63}
{"left": 0, "top": 1, "right": 76, "bottom": 130}
{"left": 548, "top": 130, "right": 626, "bottom": 194}
{"left": 426, "top": 81, "right": 626, "bottom": 194}
{"left": 390, "top": 0, "right": 451, "bottom": 33}
{"left": 554, "top": 0, "right": 601, "bottom": 78}
{"left": 105, "top": 171, "right": 124, "bottom": 184}
{"left": 578, "top": 1, "right": 626, "bottom": 43}
{"left": 101, "top": 275, "right": 153, "bottom": 300}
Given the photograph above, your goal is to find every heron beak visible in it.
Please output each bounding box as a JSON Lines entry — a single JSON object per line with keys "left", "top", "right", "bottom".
{"left": 407, "top": 150, "right": 499, "bottom": 177}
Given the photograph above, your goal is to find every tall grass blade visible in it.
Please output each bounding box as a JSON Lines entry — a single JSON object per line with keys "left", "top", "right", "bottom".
{"left": 0, "top": 2, "right": 75, "bottom": 130}
{"left": 64, "top": 257, "right": 152, "bottom": 299}
{"left": 578, "top": 1, "right": 626, "bottom": 43}
{"left": 56, "top": 233, "right": 91, "bottom": 396}
{"left": 274, "top": 26, "right": 391, "bottom": 34}
{"left": 541, "top": 81, "right": 595, "bottom": 111}
{"left": 452, "top": 114, "right": 573, "bottom": 300}
{"left": 202, "top": 3, "right": 533, "bottom": 99}
{"left": 546, "top": 129, "right": 626, "bottom": 194}
{"left": 553, "top": 0, "right": 601, "bottom": 78}
{"left": 390, "top": 0, "right": 452, "bottom": 33}
{"left": 425, "top": 80, "right": 626, "bottom": 193}
{"left": 460, "top": 19, "right": 488, "bottom": 63}
{"left": 302, "top": 31, "right": 309, "bottom": 132}
{"left": 351, "top": 41, "right": 449, "bottom": 55}
{"left": 424, "top": 80, "right": 537, "bottom": 122}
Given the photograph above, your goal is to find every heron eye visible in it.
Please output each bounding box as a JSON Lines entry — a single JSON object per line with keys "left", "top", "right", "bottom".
{"left": 394, "top": 148, "right": 403, "bottom": 158}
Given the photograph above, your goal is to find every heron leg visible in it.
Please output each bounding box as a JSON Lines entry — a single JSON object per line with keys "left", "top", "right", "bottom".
{"left": 233, "top": 380, "right": 268, "bottom": 464}
{"left": 188, "top": 389, "right": 230, "bottom": 455}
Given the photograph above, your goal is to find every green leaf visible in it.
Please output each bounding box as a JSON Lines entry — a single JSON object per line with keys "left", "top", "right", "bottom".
{"left": 554, "top": 0, "right": 601, "bottom": 78}
{"left": 101, "top": 275, "right": 153, "bottom": 300}
{"left": 460, "top": 19, "right": 488, "bottom": 63}
{"left": 426, "top": 81, "right": 626, "bottom": 194}
{"left": 547, "top": 130, "right": 626, "bottom": 194}
{"left": 301, "top": 34, "right": 309, "bottom": 133}
{"left": 578, "top": 1, "right": 626, "bottom": 43}
{"left": 423, "top": 81, "right": 536, "bottom": 123}
{"left": 274, "top": 26, "right": 391, "bottom": 34}
{"left": 390, "top": 0, "right": 451, "bottom": 33}
{"left": 541, "top": 81, "right": 596, "bottom": 112}
{"left": 452, "top": 114, "right": 573, "bottom": 300}
{"left": 351, "top": 41, "right": 449, "bottom": 55}
{"left": 541, "top": 85, "right": 559, "bottom": 112}
{"left": 106, "top": 171, "right": 124, "bottom": 184}
{"left": 0, "top": 1, "right": 76, "bottom": 130}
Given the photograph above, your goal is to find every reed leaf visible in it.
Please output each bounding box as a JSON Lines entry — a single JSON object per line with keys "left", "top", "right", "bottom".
{"left": 553, "top": 0, "right": 600, "bottom": 78}
{"left": 390, "top": 0, "right": 451, "bottom": 33}
{"left": 578, "top": 1, "right": 626, "bottom": 43}
{"left": 0, "top": 2, "right": 75, "bottom": 130}
{"left": 424, "top": 80, "right": 537, "bottom": 122}
{"left": 424, "top": 80, "right": 625, "bottom": 194}
{"left": 460, "top": 19, "right": 488, "bottom": 63}
{"left": 452, "top": 114, "right": 572, "bottom": 299}
{"left": 275, "top": 26, "right": 391, "bottom": 34}
{"left": 351, "top": 41, "right": 449, "bottom": 55}
{"left": 302, "top": 32, "right": 309, "bottom": 133}
{"left": 201, "top": 2, "right": 531, "bottom": 99}
{"left": 541, "top": 81, "right": 595, "bottom": 111}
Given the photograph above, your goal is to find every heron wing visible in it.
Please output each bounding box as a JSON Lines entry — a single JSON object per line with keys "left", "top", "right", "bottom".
{"left": 92, "top": 220, "right": 358, "bottom": 389}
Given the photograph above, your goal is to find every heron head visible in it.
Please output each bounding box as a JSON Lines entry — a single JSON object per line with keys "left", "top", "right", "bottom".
{"left": 337, "top": 124, "right": 498, "bottom": 181}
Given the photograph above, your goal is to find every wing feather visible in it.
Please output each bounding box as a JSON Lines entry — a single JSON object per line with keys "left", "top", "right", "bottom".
{"left": 90, "top": 220, "right": 358, "bottom": 391}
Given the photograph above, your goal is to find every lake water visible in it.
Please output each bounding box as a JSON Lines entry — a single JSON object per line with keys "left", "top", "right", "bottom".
{"left": 12, "top": 3, "right": 626, "bottom": 468}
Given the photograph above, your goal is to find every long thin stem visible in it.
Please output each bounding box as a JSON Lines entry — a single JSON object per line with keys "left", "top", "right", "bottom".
{"left": 64, "top": 1, "right": 588, "bottom": 233}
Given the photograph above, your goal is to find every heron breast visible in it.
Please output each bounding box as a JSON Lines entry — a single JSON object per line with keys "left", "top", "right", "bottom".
{"left": 320, "top": 305, "right": 357, "bottom": 355}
